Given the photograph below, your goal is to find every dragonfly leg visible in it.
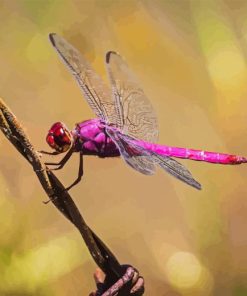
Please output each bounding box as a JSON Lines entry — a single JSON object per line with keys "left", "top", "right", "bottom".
{"left": 39, "top": 150, "right": 61, "bottom": 155}
{"left": 43, "top": 194, "right": 58, "bottom": 204}
{"left": 65, "top": 152, "right": 83, "bottom": 191}
{"left": 42, "top": 187, "right": 63, "bottom": 204}
{"left": 45, "top": 148, "right": 74, "bottom": 170}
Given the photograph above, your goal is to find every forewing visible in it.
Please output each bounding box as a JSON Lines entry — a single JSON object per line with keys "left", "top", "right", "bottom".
{"left": 106, "top": 51, "right": 158, "bottom": 142}
{"left": 109, "top": 130, "right": 201, "bottom": 190}
{"left": 106, "top": 128, "right": 155, "bottom": 175}
{"left": 49, "top": 33, "right": 118, "bottom": 125}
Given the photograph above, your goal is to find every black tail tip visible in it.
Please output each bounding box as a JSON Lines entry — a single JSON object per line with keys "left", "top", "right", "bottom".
{"left": 195, "top": 181, "right": 202, "bottom": 190}
{"left": 106, "top": 51, "right": 118, "bottom": 63}
{"left": 49, "top": 33, "right": 57, "bottom": 46}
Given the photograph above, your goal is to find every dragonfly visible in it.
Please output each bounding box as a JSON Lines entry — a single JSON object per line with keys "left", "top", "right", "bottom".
{"left": 43, "top": 33, "right": 247, "bottom": 191}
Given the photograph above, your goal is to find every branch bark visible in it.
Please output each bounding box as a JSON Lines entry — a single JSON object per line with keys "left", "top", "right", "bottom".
{"left": 0, "top": 97, "right": 144, "bottom": 295}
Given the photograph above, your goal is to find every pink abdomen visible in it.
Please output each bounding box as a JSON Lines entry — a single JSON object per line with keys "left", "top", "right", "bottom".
{"left": 137, "top": 141, "right": 247, "bottom": 165}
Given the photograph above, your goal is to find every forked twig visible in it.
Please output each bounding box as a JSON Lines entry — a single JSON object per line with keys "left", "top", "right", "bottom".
{"left": 0, "top": 97, "right": 144, "bottom": 295}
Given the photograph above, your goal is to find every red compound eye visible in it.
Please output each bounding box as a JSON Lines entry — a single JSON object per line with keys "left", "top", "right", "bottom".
{"left": 54, "top": 127, "right": 64, "bottom": 137}
{"left": 51, "top": 122, "right": 63, "bottom": 130}
{"left": 46, "top": 122, "right": 72, "bottom": 152}
{"left": 46, "top": 135, "right": 55, "bottom": 147}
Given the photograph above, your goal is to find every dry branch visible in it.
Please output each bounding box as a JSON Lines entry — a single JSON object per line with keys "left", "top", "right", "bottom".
{"left": 0, "top": 97, "right": 144, "bottom": 295}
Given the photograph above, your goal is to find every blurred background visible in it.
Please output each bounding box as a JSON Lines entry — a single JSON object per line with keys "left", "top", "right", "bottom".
{"left": 0, "top": 0, "right": 247, "bottom": 295}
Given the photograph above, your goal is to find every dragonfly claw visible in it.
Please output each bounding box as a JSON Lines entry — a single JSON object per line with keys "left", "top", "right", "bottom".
{"left": 36, "top": 151, "right": 43, "bottom": 158}
{"left": 43, "top": 199, "right": 51, "bottom": 204}
{"left": 49, "top": 166, "right": 62, "bottom": 171}
{"left": 43, "top": 194, "right": 57, "bottom": 204}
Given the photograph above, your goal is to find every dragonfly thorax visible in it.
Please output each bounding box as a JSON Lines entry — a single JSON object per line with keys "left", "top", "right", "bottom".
{"left": 46, "top": 122, "right": 73, "bottom": 153}
{"left": 73, "top": 119, "right": 120, "bottom": 157}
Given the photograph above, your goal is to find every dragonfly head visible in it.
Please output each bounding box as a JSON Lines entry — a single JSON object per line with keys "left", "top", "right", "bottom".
{"left": 46, "top": 122, "right": 72, "bottom": 153}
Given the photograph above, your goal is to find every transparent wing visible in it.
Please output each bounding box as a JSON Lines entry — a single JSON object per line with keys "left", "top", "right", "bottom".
{"left": 106, "top": 51, "right": 159, "bottom": 142}
{"left": 49, "top": 33, "right": 119, "bottom": 125}
{"left": 107, "top": 128, "right": 201, "bottom": 190}
{"left": 106, "top": 128, "right": 156, "bottom": 175}
{"left": 152, "top": 153, "right": 202, "bottom": 190}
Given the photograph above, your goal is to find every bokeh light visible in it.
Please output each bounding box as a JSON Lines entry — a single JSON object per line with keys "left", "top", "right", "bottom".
{"left": 166, "top": 251, "right": 214, "bottom": 295}
{"left": 166, "top": 251, "right": 203, "bottom": 289}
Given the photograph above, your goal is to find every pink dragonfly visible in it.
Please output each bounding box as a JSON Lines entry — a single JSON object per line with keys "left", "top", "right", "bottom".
{"left": 43, "top": 33, "right": 247, "bottom": 191}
